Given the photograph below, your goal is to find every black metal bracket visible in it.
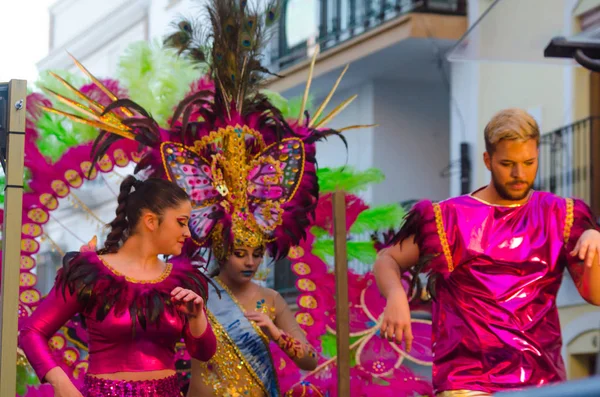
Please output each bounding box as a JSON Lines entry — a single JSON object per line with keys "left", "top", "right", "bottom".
{"left": 545, "top": 36, "right": 600, "bottom": 72}
{"left": 439, "top": 142, "right": 471, "bottom": 195}
{"left": 0, "top": 83, "right": 9, "bottom": 174}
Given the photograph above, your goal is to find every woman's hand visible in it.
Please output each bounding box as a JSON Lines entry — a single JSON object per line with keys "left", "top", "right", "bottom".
{"left": 170, "top": 287, "right": 205, "bottom": 317}
{"left": 171, "top": 287, "right": 208, "bottom": 337}
{"left": 244, "top": 311, "right": 281, "bottom": 341}
{"left": 46, "top": 368, "right": 83, "bottom": 397}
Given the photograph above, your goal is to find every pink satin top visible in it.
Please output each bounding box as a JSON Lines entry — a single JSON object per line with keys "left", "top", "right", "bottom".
{"left": 406, "top": 191, "right": 596, "bottom": 394}
{"left": 19, "top": 252, "right": 217, "bottom": 382}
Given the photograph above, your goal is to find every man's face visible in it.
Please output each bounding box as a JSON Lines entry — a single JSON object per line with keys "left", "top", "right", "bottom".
{"left": 484, "top": 139, "right": 538, "bottom": 201}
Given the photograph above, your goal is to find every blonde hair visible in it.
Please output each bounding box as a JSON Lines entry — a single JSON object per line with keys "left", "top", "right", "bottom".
{"left": 484, "top": 108, "right": 540, "bottom": 153}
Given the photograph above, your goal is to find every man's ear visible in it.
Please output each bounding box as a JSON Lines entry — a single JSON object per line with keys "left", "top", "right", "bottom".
{"left": 483, "top": 151, "right": 492, "bottom": 172}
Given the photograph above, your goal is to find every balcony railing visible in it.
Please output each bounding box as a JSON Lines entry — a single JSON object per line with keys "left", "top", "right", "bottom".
{"left": 535, "top": 116, "right": 599, "bottom": 207}
{"left": 272, "top": 0, "right": 467, "bottom": 70}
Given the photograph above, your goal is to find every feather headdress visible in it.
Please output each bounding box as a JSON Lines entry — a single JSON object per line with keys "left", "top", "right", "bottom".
{"left": 41, "top": 0, "right": 373, "bottom": 262}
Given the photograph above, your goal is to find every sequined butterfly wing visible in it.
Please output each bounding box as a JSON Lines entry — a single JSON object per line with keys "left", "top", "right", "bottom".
{"left": 160, "top": 142, "right": 224, "bottom": 245}
{"left": 247, "top": 138, "right": 305, "bottom": 235}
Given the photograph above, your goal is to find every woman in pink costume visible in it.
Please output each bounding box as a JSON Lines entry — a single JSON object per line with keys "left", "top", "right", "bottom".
{"left": 19, "top": 176, "right": 217, "bottom": 397}
{"left": 374, "top": 108, "right": 600, "bottom": 397}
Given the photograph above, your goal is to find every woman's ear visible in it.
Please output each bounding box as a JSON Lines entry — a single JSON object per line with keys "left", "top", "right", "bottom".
{"left": 141, "top": 210, "right": 159, "bottom": 232}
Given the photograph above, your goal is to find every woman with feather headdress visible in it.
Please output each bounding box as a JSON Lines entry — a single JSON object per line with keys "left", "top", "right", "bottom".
{"left": 31, "top": 0, "right": 372, "bottom": 395}
{"left": 18, "top": 176, "right": 219, "bottom": 397}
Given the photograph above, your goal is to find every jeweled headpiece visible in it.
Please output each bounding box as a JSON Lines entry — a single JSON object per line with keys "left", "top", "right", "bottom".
{"left": 40, "top": 0, "right": 372, "bottom": 261}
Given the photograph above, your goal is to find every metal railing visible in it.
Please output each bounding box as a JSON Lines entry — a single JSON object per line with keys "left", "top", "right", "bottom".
{"left": 272, "top": 0, "right": 467, "bottom": 70}
{"left": 534, "top": 116, "right": 598, "bottom": 205}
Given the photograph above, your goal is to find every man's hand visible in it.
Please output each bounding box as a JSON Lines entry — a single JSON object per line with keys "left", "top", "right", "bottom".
{"left": 571, "top": 229, "right": 600, "bottom": 268}
{"left": 380, "top": 288, "right": 413, "bottom": 352}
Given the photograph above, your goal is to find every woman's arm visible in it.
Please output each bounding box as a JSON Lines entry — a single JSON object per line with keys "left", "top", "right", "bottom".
{"left": 182, "top": 310, "right": 217, "bottom": 362}
{"left": 18, "top": 286, "right": 84, "bottom": 383}
{"left": 272, "top": 292, "right": 318, "bottom": 371}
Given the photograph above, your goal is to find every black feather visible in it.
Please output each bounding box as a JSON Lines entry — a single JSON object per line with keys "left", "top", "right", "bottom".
{"left": 102, "top": 98, "right": 151, "bottom": 119}
{"left": 170, "top": 90, "right": 214, "bottom": 128}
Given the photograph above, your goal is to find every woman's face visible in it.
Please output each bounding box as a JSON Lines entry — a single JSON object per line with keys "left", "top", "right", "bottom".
{"left": 221, "top": 245, "right": 265, "bottom": 284}
{"left": 149, "top": 200, "right": 192, "bottom": 256}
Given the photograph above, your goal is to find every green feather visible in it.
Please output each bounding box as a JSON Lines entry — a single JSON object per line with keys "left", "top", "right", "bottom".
{"left": 312, "top": 239, "right": 377, "bottom": 265}
{"left": 261, "top": 90, "right": 289, "bottom": 114}
{"left": 349, "top": 204, "right": 406, "bottom": 234}
{"left": 117, "top": 40, "right": 202, "bottom": 127}
{"left": 35, "top": 70, "right": 87, "bottom": 110}
{"left": 35, "top": 112, "right": 96, "bottom": 162}
{"left": 317, "top": 167, "right": 385, "bottom": 194}
{"left": 0, "top": 175, "right": 4, "bottom": 205}
{"left": 310, "top": 226, "right": 329, "bottom": 239}
{"left": 32, "top": 69, "right": 99, "bottom": 160}
{"left": 320, "top": 332, "right": 360, "bottom": 366}
{"left": 260, "top": 90, "right": 315, "bottom": 121}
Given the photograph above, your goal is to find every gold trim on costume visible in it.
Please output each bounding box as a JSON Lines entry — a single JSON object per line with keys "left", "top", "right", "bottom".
{"left": 98, "top": 256, "right": 172, "bottom": 284}
{"left": 432, "top": 203, "right": 454, "bottom": 272}
{"left": 214, "top": 278, "right": 281, "bottom": 394}
{"left": 203, "top": 310, "right": 269, "bottom": 396}
{"left": 436, "top": 390, "right": 493, "bottom": 397}
{"left": 564, "top": 198, "right": 574, "bottom": 245}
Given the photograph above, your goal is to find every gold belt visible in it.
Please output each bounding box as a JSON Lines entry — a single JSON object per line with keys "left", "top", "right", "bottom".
{"left": 436, "top": 391, "right": 493, "bottom": 397}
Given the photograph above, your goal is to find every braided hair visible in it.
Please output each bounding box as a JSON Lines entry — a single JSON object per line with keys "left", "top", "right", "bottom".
{"left": 99, "top": 176, "right": 191, "bottom": 254}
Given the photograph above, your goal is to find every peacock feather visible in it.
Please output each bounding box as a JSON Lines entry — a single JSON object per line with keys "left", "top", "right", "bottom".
{"left": 164, "top": 0, "right": 281, "bottom": 116}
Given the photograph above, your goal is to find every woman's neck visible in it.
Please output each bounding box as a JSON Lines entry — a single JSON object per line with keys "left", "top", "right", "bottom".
{"left": 217, "top": 273, "right": 255, "bottom": 297}
{"left": 111, "top": 235, "right": 163, "bottom": 271}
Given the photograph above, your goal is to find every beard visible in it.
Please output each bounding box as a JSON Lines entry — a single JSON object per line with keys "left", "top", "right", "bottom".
{"left": 491, "top": 172, "right": 533, "bottom": 201}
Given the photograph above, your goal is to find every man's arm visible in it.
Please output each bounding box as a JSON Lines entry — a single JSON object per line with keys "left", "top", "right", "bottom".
{"left": 373, "top": 235, "right": 420, "bottom": 298}
{"left": 373, "top": 236, "right": 420, "bottom": 350}
{"left": 565, "top": 198, "right": 600, "bottom": 306}
{"left": 569, "top": 229, "right": 600, "bottom": 305}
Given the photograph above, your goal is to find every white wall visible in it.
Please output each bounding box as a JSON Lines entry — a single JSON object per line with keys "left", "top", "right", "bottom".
{"left": 40, "top": 0, "right": 148, "bottom": 72}
{"left": 69, "top": 22, "right": 147, "bottom": 78}
{"left": 312, "top": 83, "right": 376, "bottom": 203}
{"left": 449, "top": 0, "right": 482, "bottom": 197}
{"left": 148, "top": 0, "right": 201, "bottom": 39}
{"left": 51, "top": 0, "right": 132, "bottom": 49}
{"left": 372, "top": 79, "right": 450, "bottom": 205}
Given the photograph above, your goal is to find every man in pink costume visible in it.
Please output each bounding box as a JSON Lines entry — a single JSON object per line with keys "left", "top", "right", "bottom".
{"left": 374, "top": 108, "right": 600, "bottom": 396}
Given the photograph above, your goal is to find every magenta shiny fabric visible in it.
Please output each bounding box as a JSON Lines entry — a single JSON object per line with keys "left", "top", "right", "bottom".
{"left": 18, "top": 253, "right": 217, "bottom": 382}
{"left": 83, "top": 374, "right": 181, "bottom": 397}
{"left": 410, "top": 191, "right": 595, "bottom": 394}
